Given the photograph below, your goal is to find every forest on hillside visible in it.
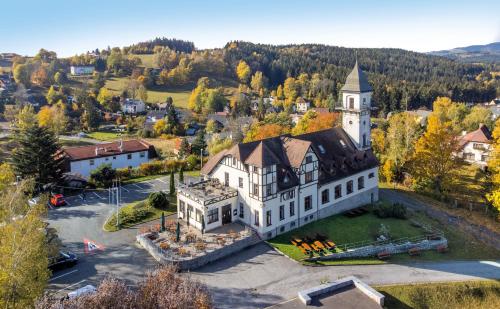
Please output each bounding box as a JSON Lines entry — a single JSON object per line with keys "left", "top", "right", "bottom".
{"left": 118, "top": 38, "right": 499, "bottom": 115}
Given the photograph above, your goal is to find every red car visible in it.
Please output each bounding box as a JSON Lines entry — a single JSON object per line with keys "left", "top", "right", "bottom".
{"left": 50, "top": 194, "right": 66, "bottom": 207}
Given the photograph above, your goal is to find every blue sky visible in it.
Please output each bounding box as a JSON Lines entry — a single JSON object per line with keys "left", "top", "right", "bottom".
{"left": 1, "top": 0, "right": 499, "bottom": 57}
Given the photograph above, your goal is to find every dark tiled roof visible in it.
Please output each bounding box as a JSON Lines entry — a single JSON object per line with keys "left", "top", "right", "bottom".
{"left": 202, "top": 127, "right": 379, "bottom": 186}
{"left": 62, "top": 139, "right": 153, "bottom": 161}
{"left": 341, "top": 61, "right": 373, "bottom": 93}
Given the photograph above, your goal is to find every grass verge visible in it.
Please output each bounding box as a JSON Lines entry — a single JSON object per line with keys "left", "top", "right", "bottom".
{"left": 86, "top": 131, "right": 128, "bottom": 141}
{"left": 104, "top": 197, "right": 176, "bottom": 232}
{"left": 376, "top": 280, "right": 500, "bottom": 309}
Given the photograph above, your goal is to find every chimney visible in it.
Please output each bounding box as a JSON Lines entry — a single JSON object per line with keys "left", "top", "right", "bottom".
{"left": 119, "top": 139, "right": 123, "bottom": 152}
{"left": 461, "top": 131, "right": 467, "bottom": 136}
{"left": 95, "top": 147, "right": 98, "bottom": 156}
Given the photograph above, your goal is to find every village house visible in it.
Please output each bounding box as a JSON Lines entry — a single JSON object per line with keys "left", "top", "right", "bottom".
{"left": 121, "top": 98, "right": 146, "bottom": 114}
{"left": 61, "top": 139, "right": 155, "bottom": 177}
{"left": 295, "top": 97, "right": 311, "bottom": 113}
{"left": 70, "top": 65, "right": 95, "bottom": 76}
{"left": 177, "top": 62, "right": 379, "bottom": 239}
{"left": 457, "top": 124, "right": 493, "bottom": 167}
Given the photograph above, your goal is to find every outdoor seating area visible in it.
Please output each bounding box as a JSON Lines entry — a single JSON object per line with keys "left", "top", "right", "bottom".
{"left": 139, "top": 220, "right": 253, "bottom": 262}
{"left": 290, "top": 233, "right": 337, "bottom": 257}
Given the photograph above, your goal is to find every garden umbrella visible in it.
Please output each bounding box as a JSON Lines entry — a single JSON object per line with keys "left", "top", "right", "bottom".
{"left": 176, "top": 221, "right": 180, "bottom": 242}
{"left": 161, "top": 212, "right": 165, "bottom": 232}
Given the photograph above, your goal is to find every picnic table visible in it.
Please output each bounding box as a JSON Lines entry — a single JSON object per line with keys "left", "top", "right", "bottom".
{"left": 302, "top": 243, "right": 312, "bottom": 252}
{"left": 314, "top": 240, "right": 325, "bottom": 249}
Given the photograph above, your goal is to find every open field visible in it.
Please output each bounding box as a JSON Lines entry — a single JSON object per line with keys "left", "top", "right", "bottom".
{"left": 268, "top": 205, "right": 500, "bottom": 265}
{"left": 376, "top": 280, "right": 500, "bottom": 309}
{"left": 133, "top": 54, "right": 157, "bottom": 68}
{"left": 105, "top": 77, "right": 192, "bottom": 107}
{"left": 86, "top": 130, "right": 132, "bottom": 141}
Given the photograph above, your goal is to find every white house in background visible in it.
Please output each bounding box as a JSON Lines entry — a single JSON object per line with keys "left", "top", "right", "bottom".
{"left": 62, "top": 139, "right": 155, "bottom": 177}
{"left": 295, "top": 97, "right": 311, "bottom": 113}
{"left": 177, "top": 62, "right": 379, "bottom": 239}
{"left": 458, "top": 124, "right": 493, "bottom": 167}
{"left": 70, "top": 65, "right": 95, "bottom": 76}
{"left": 121, "top": 98, "right": 146, "bottom": 114}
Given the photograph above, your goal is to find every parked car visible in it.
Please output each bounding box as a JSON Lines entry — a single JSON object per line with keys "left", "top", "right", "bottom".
{"left": 28, "top": 196, "right": 41, "bottom": 207}
{"left": 50, "top": 194, "right": 66, "bottom": 207}
{"left": 67, "top": 285, "right": 96, "bottom": 299}
{"left": 49, "top": 251, "right": 78, "bottom": 271}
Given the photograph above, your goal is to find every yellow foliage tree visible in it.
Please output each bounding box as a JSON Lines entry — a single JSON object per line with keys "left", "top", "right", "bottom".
{"left": 0, "top": 180, "right": 50, "bottom": 308}
{"left": 236, "top": 60, "right": 251, "bottom": 84}
{"left": 37, "top": 102, "right": 68, "bottom": 135}
{"left": 410, "top": 115, "right": 462, "bottom": 194}
{"left": 371, "top": 128, "right": 386, "bottom": 158}
{"left": 0, "top": 163, "right": 15, "bottom": 191}
{"left": 153, "top": 119, "right": 167, "bottom": 137}
{"left": 291, "top": 110, "right": 339, "bottom": 135}
{"left": 486, "top": 118, "right": 500, "bottom": 217}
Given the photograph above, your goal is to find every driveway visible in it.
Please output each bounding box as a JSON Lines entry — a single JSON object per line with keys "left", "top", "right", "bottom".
{"left": 190, "top": 242, "right": 500, "bottom": 309}
{"left": 46, "top": 176, "right": 183, "bottom": 296}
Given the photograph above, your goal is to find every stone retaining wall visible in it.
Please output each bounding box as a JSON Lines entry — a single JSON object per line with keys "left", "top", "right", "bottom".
{"left": 137, "top": 232, "right": 262, "bottom": 270}
{"left": 308, "top": 237, "right": 447, "bottom": 261}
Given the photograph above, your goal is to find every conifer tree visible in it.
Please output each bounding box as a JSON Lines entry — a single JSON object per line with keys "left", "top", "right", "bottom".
{"left": 179, "top": 167, "right": 184, "bottom": 183}
{"left": 12, "top": 124, "right": 64, "bottom": 185}
{"left": 169, "top": 172, "right": 175, "bottom": 196}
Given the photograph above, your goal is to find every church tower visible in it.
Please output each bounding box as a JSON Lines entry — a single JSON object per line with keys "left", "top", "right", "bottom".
{"left": 341, "top": 61, "right": 373, "bottom": 150}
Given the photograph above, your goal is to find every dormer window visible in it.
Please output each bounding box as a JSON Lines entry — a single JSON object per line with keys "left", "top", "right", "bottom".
{"left": 318, "top": 144, "right": 326, "bottom": 154}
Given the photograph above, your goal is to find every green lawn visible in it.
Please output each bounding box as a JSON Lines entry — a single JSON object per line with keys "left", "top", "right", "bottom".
{"left": 268, "top": 206, "right": 500, "bottom": 265}
{"left": 103, "top": 197, "right": 177, "bottom": 232}
{"left": 86, "top": 131, "right": 127, "bottom": 141}
{"left": 376, "top": 281, "right": 500, "bottom": 309}
{"left": 58, "top": 139, "right": 95, "bottom": 147}
{"left": 133, "top": 54, "right": 157, "bottom": 68}
{"left": 105, "top": 76, "right": 192, "bottom": 107}
{"left": 269, "top": 211, "right": 425, "bottom": 265}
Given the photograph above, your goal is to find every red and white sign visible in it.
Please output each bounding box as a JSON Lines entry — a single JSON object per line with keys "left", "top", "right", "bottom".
{"left": 83, "top": 238, "right": 105, "bottom": 254}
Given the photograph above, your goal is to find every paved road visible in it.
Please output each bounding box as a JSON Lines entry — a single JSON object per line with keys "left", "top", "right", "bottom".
{"left": 46, "top": 176, "right": 181, "bottom": 297}
{"left": 190, "top": 242, "right": 500, "bottom": 309}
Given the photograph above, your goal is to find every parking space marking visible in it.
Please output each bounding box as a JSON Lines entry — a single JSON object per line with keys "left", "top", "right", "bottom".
{"left": 55, "top": 279, "right": 86, "bottom": 294}
{"left": 121, "top": 187, "right": 129, "bottom": 192}
{"left": 49, "top": 269, "right": 79, "bottom": 282}
{"left": 93, "top": 192, "right": 105, "bottom": 199}
{"left": 65, "top": 200, "right": 71, "bottom": 207}
{"left": 132, "top": 183, "right": 143, "bottom": 190}
{"left": 157, "top": 179, "right": 167, "bottom": 184}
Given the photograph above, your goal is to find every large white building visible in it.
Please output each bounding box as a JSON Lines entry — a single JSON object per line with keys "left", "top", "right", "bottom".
{"left": 70, "top": 65, "right": 95, "bottom": 76}
{"left": 62, "top": 139, "right": 155, "bottom": 177}
{"left": 122, "top": 99, "right": 146, "bottom": 114}
{"left": 457, "top": 124, "right": 493, "bottom": 167}
{"left": 177, "top": 62, "right": 379, "bottom": 239}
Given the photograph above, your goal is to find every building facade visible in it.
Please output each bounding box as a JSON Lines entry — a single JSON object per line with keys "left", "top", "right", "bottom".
{"left": 70, "top": 65, "right": 95, "bottom": 76}
{"left": 177, "top": 63, "right": 379, "bottom": 239}
{"left": 457, "top": 124, "right": 493, "bottom": 167}
{"left": 62, "top": 139, "right": 155, "bottom": 177}
{"left": 121, "top": 99, "right": 146, "bottom": 114}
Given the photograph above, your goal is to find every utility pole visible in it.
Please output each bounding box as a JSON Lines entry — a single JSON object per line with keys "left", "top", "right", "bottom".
{"left": 200, "top": 148, "right": 203, "bottom": 181}
{"left": 109, "top": 179, "right": 121, "bottom": 229}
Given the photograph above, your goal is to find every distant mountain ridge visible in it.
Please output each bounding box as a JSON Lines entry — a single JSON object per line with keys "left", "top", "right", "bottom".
{"left": 428, "top": 42, "right": 500, "bottom": 63}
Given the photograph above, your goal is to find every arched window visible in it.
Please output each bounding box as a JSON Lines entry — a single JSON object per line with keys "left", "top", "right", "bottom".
{"left": 349, "top": 97, "right": 354, "bottom": 109}
{"left": 362, "top": 134, "right": 367, "bottom": 147}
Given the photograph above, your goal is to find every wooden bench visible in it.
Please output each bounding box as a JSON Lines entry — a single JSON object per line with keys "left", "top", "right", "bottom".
{"left": 377, "top": 251, "right": 391, "bottom": 260}
{"left": 408, "top": 247, "right": 421, "bottom": 256}
{"left": 436, "top": 244, "right": 448, "bottom": 253}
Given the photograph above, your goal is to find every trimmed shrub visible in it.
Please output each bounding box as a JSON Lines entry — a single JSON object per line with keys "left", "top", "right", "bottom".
{"left": 148, "top": 191, "right": 169, "bottom": 210}
{"left": 90, "top": 164, "right": 116, "bottom": 187}
{"left": 374, "top": 202, "right": 407, "bottom": 219}
{"left": 139, "top": 161, "right": 164, "bottom": 176}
